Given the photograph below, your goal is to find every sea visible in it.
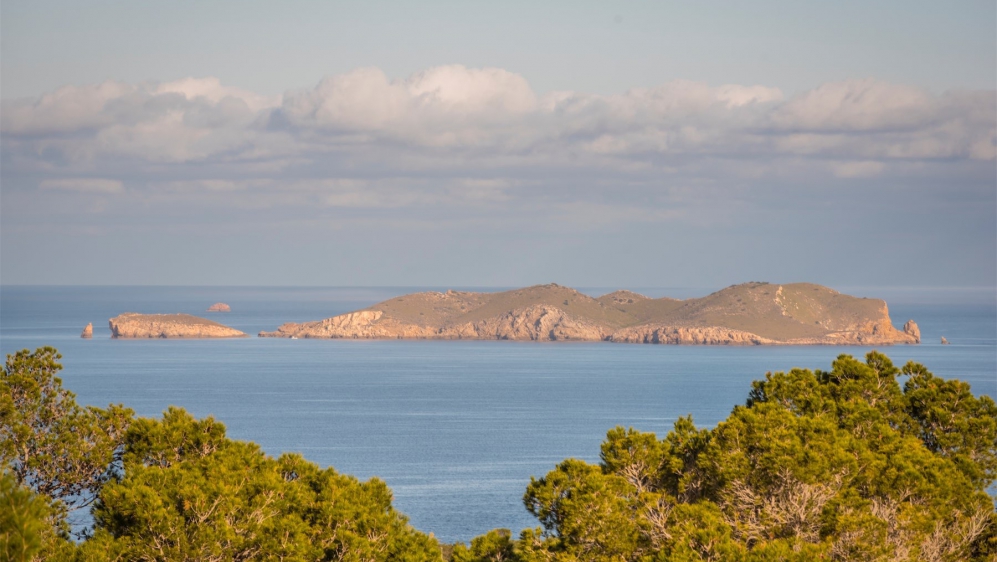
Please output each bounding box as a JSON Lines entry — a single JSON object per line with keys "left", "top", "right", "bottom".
{"left": 1, "top": 286, "right": 994, "bottom": 543}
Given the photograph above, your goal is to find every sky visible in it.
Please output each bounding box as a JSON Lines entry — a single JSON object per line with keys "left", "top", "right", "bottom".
{"left": 2, "top": 0, "right": 995, "bottom": 289}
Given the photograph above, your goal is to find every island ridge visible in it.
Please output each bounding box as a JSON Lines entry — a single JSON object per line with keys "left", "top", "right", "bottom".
{"left": 259, "top": 282, "right": 920, "bottom": 345}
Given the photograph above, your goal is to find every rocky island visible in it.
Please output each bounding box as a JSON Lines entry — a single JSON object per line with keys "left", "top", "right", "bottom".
{"left": 109, "top": 313, "right": 247, "bottom": 339}
{"left": 259, "top": 282, "right": 920, "bottom": 345}
{"left": 207, "top": 302, "right": 231, "bottom": 312}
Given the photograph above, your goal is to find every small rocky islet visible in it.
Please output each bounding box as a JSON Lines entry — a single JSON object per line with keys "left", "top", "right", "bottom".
{"left": 108, "top": 313, "right": 246, "bottom": 339}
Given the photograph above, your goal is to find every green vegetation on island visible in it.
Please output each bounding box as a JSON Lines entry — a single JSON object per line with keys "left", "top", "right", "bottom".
{"left": 2, "top": 347, "right": 995, "bottom": 561}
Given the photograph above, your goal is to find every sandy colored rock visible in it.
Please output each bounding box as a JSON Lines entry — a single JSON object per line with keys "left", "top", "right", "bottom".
{"left": 610, "top": 325, "right": 775, "bottom": 345}
{"left": 261, "top": 282, "right": 919, "bottom": 346}
{"left": 81, "top": 323, "right": 93, "bottom": 339}
{"left": 442, "top": 305, "right": 607, "bottom": 341}
{"left": 207, "top": 303, "right": 231, "bottom": 312}
{"left": 903, "top": 320, "right": 921, "bottom": 343}
{"left": 260, "top": 310, "right": 434, "bottom": 339}
{"left": 941, "top": 336, "right": 949, "bottom": 345}
{"left": 109, "top": 313, "right": 246, "bottom": 339}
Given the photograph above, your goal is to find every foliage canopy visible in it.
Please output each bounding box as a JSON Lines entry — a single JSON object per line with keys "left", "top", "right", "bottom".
{"left": 459, "top": 352, "right": 997, "bottom": 562}
{"left": 1, "top": 347, "right": 442, "bottom": 562}
{"left": 2, "top": 347, "right": 994, "bottom": 561}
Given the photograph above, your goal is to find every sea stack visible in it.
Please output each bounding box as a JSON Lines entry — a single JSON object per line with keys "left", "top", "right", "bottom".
{"left": 207, "top": 302, "right": 231, "bottom": 312}
{"left": 81, "top": 323, "right": 93, "bottom": 339}
{"left": 941, "top": 336, "right": 949, "bottom": 345}
{"left": 903, "top": 320, "right": 921, "bottom": 344}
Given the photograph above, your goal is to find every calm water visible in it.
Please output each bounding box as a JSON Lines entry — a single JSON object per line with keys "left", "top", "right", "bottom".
{"left": 1, "top": 286, "right": 994, "bottom": 543}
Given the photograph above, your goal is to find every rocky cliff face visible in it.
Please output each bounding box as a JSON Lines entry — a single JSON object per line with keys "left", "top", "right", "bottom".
{"left": 610, "top": 325, "right": 774, "bottom": 345}
{"left": 441, "top": 305, "right": 606, "bottom": 341}
{"left": 903, "top": 320, "right": 921, "bottom": 343}
{"left": 258, "top": 283, "right": 919, "bottom": 346}
{"left": 260, "top": 310, "right": 434, "bottom": 339}
{"left": 259, "top": 306, "right": 606, "bottom": 341}
{"left": 109, "top": 313, "right": 246, "bottom": 339}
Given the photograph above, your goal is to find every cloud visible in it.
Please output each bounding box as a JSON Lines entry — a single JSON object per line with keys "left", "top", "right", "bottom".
{"left": 38, "top": 178, "right": 124, "bottom": 193}
{"left": 1, "top": 77, "right": 276, "bottom": 165}
{"left": 830, "top": 160, "right": 885, "bottom": 178}
{"left": 278, "top": 65, "right": 537, "bottom": 130}
{"left": 271, "top": 65, "right": 539, "bottom": 150}
{"left": 2, "top": 67, "right": 994, "bottom": 227}
{"left": 771, "top": 79, "right": 936, "bottom": 131}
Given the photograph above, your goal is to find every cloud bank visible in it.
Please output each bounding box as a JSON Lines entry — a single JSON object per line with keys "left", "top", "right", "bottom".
{"left": 2, "top": 66, "right": 994, "bottom": 286}
{"left": 4, "top": 66, "right": 992, "bottom": 186}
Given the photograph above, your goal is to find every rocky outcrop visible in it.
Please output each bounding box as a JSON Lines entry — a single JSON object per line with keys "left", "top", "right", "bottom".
{"left": 109, "top": 313, "right": 246, "bottom": 339}
{"left": 903, "top": 320, "right": 921, "bottom": 344}
{"left": 207, "top": 303, "right": 231, "bottom": 312}
{"left": 941, "top": 336, "right": 949, "bottom": 345}
{"left": 260, "top": 306, "right": 605, "bottom": 341}
{"left": 259, "top": 283, "right": 920, "bottom": 346}
{"left": 81, "top": 323, "right": 93, "bottom": 339}
{"left": 260, "top": 311, "right": 434, "bottom": 339}
{"left": 610, "top": 325, "right": 774, "bottom": 345}
{"left": 441, "top": 306, "right": 606, "bottom": 341}
{"left": 796, "top": 316, "right": 919, "bottom": 345}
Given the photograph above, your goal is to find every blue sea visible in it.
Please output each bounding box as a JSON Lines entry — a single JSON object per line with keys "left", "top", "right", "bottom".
{"left": 1, "top": 286, "right": 995, "bottom": 543}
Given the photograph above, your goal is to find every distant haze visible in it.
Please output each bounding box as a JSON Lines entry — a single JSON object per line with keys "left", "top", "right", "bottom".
{"left": 1, "top": 1, "right": 994, "bottom": 289}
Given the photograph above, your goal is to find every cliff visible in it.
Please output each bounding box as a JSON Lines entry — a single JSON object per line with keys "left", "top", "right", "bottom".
{"left": 109, "top": 313, "right": 247, "bottom": 339}
{"left": 259, "top": 282, "right": 919, "bottom": 345}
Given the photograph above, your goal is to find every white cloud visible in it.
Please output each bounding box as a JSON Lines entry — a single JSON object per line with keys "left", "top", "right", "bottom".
{"left": 772, "top": 79, "right": 936, "bottom": 131}
{"left": 2, "top": 67, "right": 994, "bottom": 221}
{"left": 39, "top": 178, "right": 124, "bottom": 193}
{"left": 830, "top": 160, "right": 885, "bottom": 178}
{"left": 162, "top": 179, "right": 246, "bottom": 191}
{"left": 1, "top": 81, "right": 133, "bottom": 135}
{"left": 273, "top": 65, "right": 539, "bottom": 149}
{"left": 715, "top": 84, "right": 784, "bottom": 108}
{"left": 407, "top": 65, "right": 537, "bottom": 114}
{"left": 154, "top": 77, "right": 278, "bottom": 112}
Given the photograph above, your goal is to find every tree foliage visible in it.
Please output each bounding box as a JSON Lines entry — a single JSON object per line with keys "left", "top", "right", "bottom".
{"left": 0, "top": 347, "right": 132, "bottom": 525}
{"left": 78, "top": 407, "right": 442, "bottom": 561}
{"left": 459, "top": 352, "right": 997, "bottom": 562}
{"left": 0, "top": 471, "right": 76, "bottom": 562}
{"left": 1, "top": 347, "right": 442, "bottom": 561}
{"left": 4, "top": 347, "right": 994, "bottom": 561}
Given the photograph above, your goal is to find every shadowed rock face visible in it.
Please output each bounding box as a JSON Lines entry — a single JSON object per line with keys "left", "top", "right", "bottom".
{"left": 109, "top": 313, "right": 246, "bottom": 339}
{"left": 260, "top": 282, "right": 920, "bottom": 346}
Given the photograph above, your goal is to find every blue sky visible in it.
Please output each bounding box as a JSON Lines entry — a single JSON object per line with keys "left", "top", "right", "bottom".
{"left": 1, "top": 1, "right": 995, "bottom": 289}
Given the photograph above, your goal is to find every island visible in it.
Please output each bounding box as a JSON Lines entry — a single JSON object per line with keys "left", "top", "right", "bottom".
{"left": 109, "top": 313, "right": 247, "bottom": 339}
{"left": 207, "top": 302, "right": 231, "bottom": 312}
{"left": 258, "top": 282, "right": 920, "bottom": 345}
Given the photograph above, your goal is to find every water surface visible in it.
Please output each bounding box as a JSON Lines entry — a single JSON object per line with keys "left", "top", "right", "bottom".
{"left": 1, "top": 286, "right": 993, "bottom": 542}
